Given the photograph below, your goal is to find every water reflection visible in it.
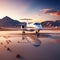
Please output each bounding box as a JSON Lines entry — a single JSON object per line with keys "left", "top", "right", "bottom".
{"left": 0, "top": 31, "right": 60, "bottom": 60}
{"left": 21, "top": 33, "right": 41, "bottom": 47}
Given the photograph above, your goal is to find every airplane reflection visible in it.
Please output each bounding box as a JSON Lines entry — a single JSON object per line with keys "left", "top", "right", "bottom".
{"left": 21, "top": 33, "right": 41, "bottom": 47}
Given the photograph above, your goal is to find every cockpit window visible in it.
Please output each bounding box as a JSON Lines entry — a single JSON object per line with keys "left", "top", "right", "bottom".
{"left": 34, "top": 23, "right": 41, "bottom": 25}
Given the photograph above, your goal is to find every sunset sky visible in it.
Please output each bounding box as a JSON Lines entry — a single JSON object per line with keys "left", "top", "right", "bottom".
{"left": 0, "top": 0, "right": 60, "bottom": 22}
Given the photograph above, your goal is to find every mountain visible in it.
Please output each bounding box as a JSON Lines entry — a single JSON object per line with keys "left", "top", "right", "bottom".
{"left": 0, "top": 16, "right": 21, "bottom": 27}
{"left": 0, "top": 16, "right": 60, "bottom": 28}
{"left": 41, "top": 20, "right": 60, "bottom": 27}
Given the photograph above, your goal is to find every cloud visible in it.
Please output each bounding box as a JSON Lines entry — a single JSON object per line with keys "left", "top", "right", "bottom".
{"left": 45, "top": 10, "right": 60, "bottom": 16}
{"left": 39, "top": 8, "right": 60, "bottom": 16}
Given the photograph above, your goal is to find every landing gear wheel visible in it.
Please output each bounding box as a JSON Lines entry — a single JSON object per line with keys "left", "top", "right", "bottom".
{"left": 35, "top": 30, "right": 40, "bottom": 37}
{"left": 36, "top": 31, "right": 38, "bottom": 34}
{"left": 22, "top": 31, "right": 25, "bottom": 34}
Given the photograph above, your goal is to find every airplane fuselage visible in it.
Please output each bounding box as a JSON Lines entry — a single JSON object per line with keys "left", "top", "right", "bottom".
{"left": 25, "top": 23, "right": 42, "bottom": 32}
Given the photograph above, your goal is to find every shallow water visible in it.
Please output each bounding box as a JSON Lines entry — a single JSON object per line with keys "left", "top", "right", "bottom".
{"left": 0, "top": 31, "right": 60, "bottom": 60}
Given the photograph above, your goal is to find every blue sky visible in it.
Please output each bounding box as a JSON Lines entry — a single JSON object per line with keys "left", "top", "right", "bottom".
{"left": 0, "top": 0, "right": 60, "bottom": 22}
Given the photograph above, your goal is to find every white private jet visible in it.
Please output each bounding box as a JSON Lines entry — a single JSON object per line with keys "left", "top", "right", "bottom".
{"left": 20, "top": 18, "right": 42, "bottom": 33}
{"left": 24, "top": 22, "right": 42, "bottom": 33}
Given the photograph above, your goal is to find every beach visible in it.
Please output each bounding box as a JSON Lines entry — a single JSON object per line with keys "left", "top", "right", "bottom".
{"left": 0, "top": 30, "right": 60, "bottom": 60}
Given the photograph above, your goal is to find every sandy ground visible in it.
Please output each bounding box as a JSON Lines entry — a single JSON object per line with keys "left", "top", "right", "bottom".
{"left": 0, "top": 30, "right": 60, "bottom": 60}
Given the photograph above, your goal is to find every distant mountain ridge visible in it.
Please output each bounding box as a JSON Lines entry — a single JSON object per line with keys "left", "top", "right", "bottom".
{"left": 0, "top": 16, "right": 21, "bottom": 27}
{"left": 0, "top": 16, "right": 60, "bottom": 27}
{"left": 41, "top": 20, "right": 60, "bottom": 27}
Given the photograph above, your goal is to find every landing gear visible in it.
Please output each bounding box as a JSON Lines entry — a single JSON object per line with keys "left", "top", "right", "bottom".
{"left": 35, "top": 30, "right": 40, "bottom": 37}
{"left": 35, "top": 30, "right": 40, "bottom": 34}
{"left": 22, "top": 25, "right": 25, "bottom": 34}
{"left": 36, "top": 31, "right": 38, "bottom": 34}
{"left": 22, "top": 31, "right": 25, "bottom": 34}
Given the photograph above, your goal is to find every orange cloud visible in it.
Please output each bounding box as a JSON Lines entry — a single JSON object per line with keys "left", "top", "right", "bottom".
{"left": 45, "top": 10, "right": 60, "bottom": 16}
{"left": 39, "top": 9, "right": 60, "bottom": 16}
{"left": 49, "top": 11, "right": 60, "bottom": 16}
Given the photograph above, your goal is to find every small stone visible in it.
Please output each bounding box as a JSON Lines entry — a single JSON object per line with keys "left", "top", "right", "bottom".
{"left": 0, "top": 42, "right": 3, "bottom": 45}
{"left": 7, "top": 48, "right": 11, "bottom": 51}
{"left": 16, "top": 54, "right": 21, "bottom": 58}
{"left": 4, "top": 45, "right": 7, "bottom": 48}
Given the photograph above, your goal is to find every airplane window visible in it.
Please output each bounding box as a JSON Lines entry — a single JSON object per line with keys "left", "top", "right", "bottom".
{"left": 34, "top": 23, "right": 41, "bottom": 25}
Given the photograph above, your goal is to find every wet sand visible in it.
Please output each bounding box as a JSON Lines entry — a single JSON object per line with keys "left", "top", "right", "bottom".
{"left": 0, "top": 31, "right": 60, "bottom": 60}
